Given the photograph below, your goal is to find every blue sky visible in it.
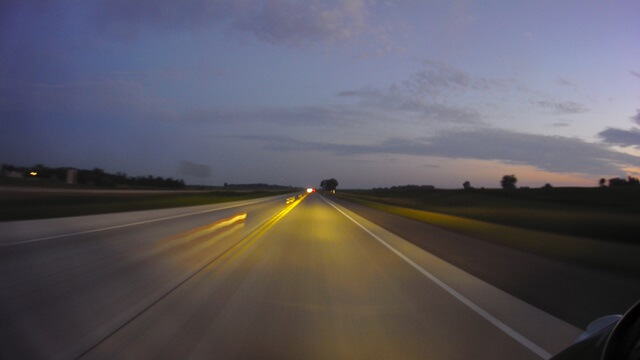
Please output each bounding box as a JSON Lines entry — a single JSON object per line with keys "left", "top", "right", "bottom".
{"left": 2, "top": 0, "right": 639, "bottom": 188}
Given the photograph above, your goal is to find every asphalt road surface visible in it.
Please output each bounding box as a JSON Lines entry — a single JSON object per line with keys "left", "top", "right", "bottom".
{"left": 1, "top": 193, "right": 591, "bottom": 359}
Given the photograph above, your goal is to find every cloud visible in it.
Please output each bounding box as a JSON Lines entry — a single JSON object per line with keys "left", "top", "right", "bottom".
{"left": 598, "top": 110, "right": 640, "bottom": 148}
{"left": 555, "top": 77, "right": 576, "bottom": 87}
{"left": 336, "top": 61, "right": 506, "bottom": 125}
{"left": 96, "top": 0, "right": 372, "bottom": 46}
{"left": 235, "top": 128, "right": 640, "bottom": 175}
{"left": 598, "top": 127, "right": 640, "bottom": 148}
{"left": 158, "top": 104, "right": 374, "bottom": 128}
{"left": 179, "top": 160, "right": 211, "bottom": 178}
{"left": 401, "top": 60, "right": 509, "bottom": 97}
{"left": 1, "top": 80, "right": 143, "bottom": 114}
{"left": 156, "top": 84, "right": 481, "bottom": 128}
{"left": 631, "top": 70, "right": 640, "bottom": 80}
{"left": 534, "top": 100, "right": 589, "bottom": 114}
{"left": 338, "top": 87, "right": 481, "bottom": 124}
{"left": 632, "top": 109, "right": 640, "bottom": 125}
{"left": 1, "top": 79, "right": 167, "bottom": 117}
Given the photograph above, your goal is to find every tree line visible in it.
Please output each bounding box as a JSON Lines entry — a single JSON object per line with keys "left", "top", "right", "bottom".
{"left": 599, "top": 176, "right": 640, "bottom": 187}
{"left": 222, "top": 183, "right": 296, "bottom": 190}
{"left": 314, "top": 174, "right": 639, "bottom": 191}
{"left": 1, "top": 164, "right": 186, "bottom": 189}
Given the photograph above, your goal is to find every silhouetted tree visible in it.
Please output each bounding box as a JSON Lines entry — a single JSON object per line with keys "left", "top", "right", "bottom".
{"left": 320, "top": 178, "right": 338, "bottom": 191}
{"left": 463, "top": 181, "right": 472, "bottom": 190}
{"left": 608, "top": 176, "right": 639, "bottom": 187}
{"left": 609, "top": 177, "right": 627, "bottom": 187}
{"left": 500, "top": 175, "right": 517, "bottom": 189}
{"left": 542, "top": 183, "right": 553, "bottom": 189}
{"left": 599, "top": 178, "right": 606, "bottom": 187}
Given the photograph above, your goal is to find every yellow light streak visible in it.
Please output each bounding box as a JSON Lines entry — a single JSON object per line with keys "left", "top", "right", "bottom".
{"left": 244, "top": 194, "right": 305, "bottom": 242}
{"left": 169, "top": 195, "right": 307, "bottom": 272}
{"left": 177, "top": 212, "right": 247, "bottom": 243}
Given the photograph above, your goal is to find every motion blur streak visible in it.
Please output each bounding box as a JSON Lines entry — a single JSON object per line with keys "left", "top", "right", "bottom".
{"left": 0, "top": 194, "right": 294, "bottom": 359}
{"left": 2, "top": 193, "right": 578, "bottom": 359}
{"left": 80, "top": 193, "right": 563, "bottom": 359}
{"left": 0, "top": 197, "right": 270, "bottom": 247}
{"left": 243, "top": 193, "right": 306, "bottom": 242}
{"left": 176, "top": 212, "right": 247, "bottom": 243}
{"left": 78, "top": 195, "right": 307, "bottom": 358}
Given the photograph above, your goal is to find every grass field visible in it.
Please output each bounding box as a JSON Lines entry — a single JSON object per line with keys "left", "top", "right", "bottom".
{"left": 337, "top": 187, "right": 640, "bottom": 243}
{"left": 0, "top": 188, "right": 294, "bottom": 221}
{"left": 334, "top": 187, "right": 640, "bottom": 275}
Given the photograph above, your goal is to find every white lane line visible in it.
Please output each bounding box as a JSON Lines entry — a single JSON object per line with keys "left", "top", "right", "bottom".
{"left": 321, "top": 196, "right": 552, "bottom": 360}
{"left": 2, "top": 197, "right": 273, "bottom": 247}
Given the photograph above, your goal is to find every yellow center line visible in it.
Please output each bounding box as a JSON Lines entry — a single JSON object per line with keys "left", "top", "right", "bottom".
{"left": 241, "top": 193, "right": 306, "bottom": 244}
{"left": 206, "top": 193, "right": 307, "bottom": 268}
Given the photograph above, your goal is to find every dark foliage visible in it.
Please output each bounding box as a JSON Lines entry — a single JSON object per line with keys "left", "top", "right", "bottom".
{"left": 501, "top": 174, "right": 518, "bottom": 189}
{"left": 608, "top": 176, "right": 640, "bottom": 187}
{"left": 2, "top": 164, "right": 185, "bottom": 189}
{"left": 320, "top": 178, "right": 339, "bottom": 191}
{"left": 372, "top": 184, "right": 436, "bottom": 192}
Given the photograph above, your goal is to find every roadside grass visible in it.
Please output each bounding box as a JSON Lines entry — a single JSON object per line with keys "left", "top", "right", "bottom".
{"left": 335, "top": 189, "right": 640, "bottom": 275}
{"left": 0, "top": 190, "right": 293, "bottom": 221}
{"left": 338, "top": 188, "right": 640, "bottom": 243}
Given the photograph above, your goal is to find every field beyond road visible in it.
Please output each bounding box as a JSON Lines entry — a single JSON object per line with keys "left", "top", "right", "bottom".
{"left": 0, "top": 185, "right": 295, "bottom": 221}
{"left": 334, "top": 187, "right": 640, "bottom": 276}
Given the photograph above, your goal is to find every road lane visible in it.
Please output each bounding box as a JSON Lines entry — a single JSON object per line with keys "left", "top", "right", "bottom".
{"left": 0, "top": 194, "right": 290, "bottom": 246}
{"left": 78, "top": 193, "right": 578, "bottom": 359}
{"left": 0, "top": 194, "right": 295, "bottom": 359}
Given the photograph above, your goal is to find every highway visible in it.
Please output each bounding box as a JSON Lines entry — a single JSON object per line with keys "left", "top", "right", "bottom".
{"left": 1, "top": 192, "right": 587, "bottom": 359}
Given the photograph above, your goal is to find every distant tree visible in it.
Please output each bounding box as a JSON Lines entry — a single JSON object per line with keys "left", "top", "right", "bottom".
{"left": 463, "top": 181, "right": 472, "bottom": 190}
{"left": 608, "top": 177, "right": 627, "bottom": 187}
{"left": 320, "top": 178, "right": 338, "bottom": 191}
{"left": 628, "top": 176, "right": 640, "bottom": 186}
{"left": 599, "top": 178, "right": 606, "bottom": 187}
{"left": 327, "top": 178, "right": 338, "bottom": 191}
{"left": 500, "top": 175, "right": 517, "bottom": 189}
{"left": 542, "top": 183, "right": 553, "bottom": 189}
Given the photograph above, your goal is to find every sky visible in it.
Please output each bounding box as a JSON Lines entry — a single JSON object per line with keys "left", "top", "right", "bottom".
{"left": 1, "top": 0, "right": 640, "bottom": 189}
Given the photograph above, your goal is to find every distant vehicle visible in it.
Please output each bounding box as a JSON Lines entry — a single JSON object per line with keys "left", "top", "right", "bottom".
{"left": 551, "top": 300, "right": 640, "bottom": 359}
{"left": 285, "top": 196, "right": 295, "bottom": 204}
{"left": 306, "top": 188, "right": 315, "bottom": 193}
